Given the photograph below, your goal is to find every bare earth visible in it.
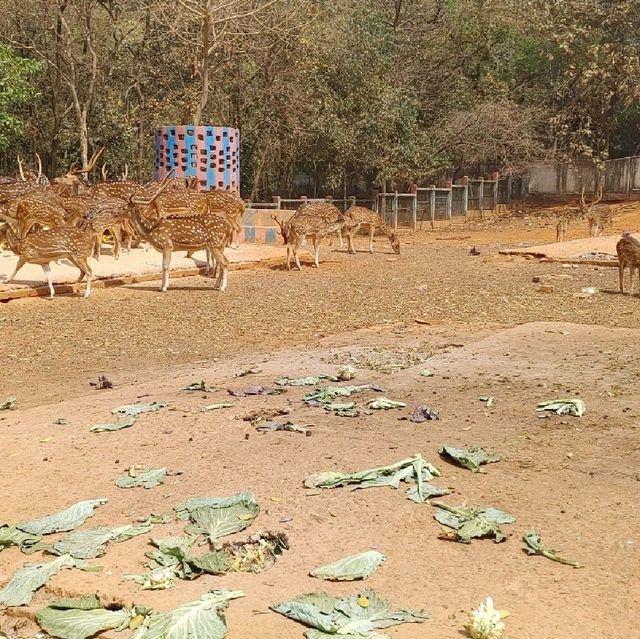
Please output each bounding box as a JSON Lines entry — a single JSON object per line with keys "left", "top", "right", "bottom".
{"left": 1, "top": 204, "right": 639, "bottom": 639}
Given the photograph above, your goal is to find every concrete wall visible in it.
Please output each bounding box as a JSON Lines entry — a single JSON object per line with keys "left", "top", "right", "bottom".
{"left": 240, "top": 208, "right": 293, "bottom": 244}
{"left": 529, "top": 156, "right": 640, "bottom": 198}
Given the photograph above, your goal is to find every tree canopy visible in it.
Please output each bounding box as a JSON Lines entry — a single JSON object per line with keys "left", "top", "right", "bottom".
{"left": 0, "top": 0, "right": 638, "bottom": 196}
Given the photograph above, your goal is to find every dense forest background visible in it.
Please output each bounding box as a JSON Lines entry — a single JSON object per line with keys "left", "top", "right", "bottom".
{"left": 0, "top": 0, "right": 639, "bottom": 198}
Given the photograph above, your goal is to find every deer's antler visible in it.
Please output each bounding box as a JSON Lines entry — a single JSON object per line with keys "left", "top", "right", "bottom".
{"left": 16, "top": 155, "right": 26, "bottom": 182}
{"left": 101, "top": 163, "right": 109, "bottom": 182}
{"left": 71, "top": 147, "right": 105, "bottom": 175}
{"left": 35, "top": 153, "right": 43, "bottom": 180}
{"left": 121, "top": 163, "right": 129, "bottom": 181}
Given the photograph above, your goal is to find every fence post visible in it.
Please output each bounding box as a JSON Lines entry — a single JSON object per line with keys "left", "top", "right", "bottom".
{"left": 491, "top": 171, "right": 499, "bottom": 211}
{"left": 409, "top": 183, "right": 418, "bottom": 231}
{"left": 372, "top": 190, "right": 379, "bottom": 213}
{"left": 478, "top": 178, "right": 485, "bottom": 217}
{"left": 445, "top": 180, "right": 453, "bottom": 221}
{"left": 272, "top": 195, "right": 281, "bottom": 210}
{"left": 392, "top": 191, "right": 399, "bottom": 230}
{"left": 429, "top": 185, "right": 436, "bottom": 230}
{"left": 505, "top": 170, "right": 513, "bottom": 206}
{"left": 349, "top": 195, "right": 356, "bottom": 209}
{"left": 461, "top": 176, "right": 469, "bottom": 216}
{"left": 381, "top": 191, "right": 386, "bottom": 221}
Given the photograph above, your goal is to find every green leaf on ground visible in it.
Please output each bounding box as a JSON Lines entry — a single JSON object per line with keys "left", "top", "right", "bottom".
{"left": 0, "top": 525, "right": 41, "bottom": 552}
{"left": 53, "top": 528, "right": 115, "bottom": 560}
{"left": 181, "top": 381, "right": 215, "bottom": 392}
{"left": 202, "top": 402, "right": 234, "bottom": 411}
{"left": 90, "top": 416, "right": 137, "bottom": 432}
{"left": 17, "top": 499, "right": 109, "bottom": 535}
{"left": 0, "top": 554, "right": 77, "bottom": 606}
{"left": 112, "top": 402, "right": 166, "bottom": 416}
{"left": 0, "top": 397, "right": 16, "bottom": 410}
{"left": 310, "top": 550, "right": 386, "bottom": 581}
{"left": 271, "top": 589, "right": 429, "bottom": 637}
{"left": 180, "top": 493, "right": 259, "bottom": 542}
{"left": 367, "top": 397, "right": 406, "bottom": 410}
{"left": 433, "top": 502, "right": 515, "bottom": 543}
{"left": 276, "top": 375, "right": 339, "bottom": 386}
{"left": 536, "top": 399, "right": 585, "bottom": 417}
{"left": 115, "top": 468, "right": 168, "bottom": 489}
{"left": 130, "top": 590, "right": 244, "bottom": 639}
{"left": 304, "top": 454, "right": 446, "bottom": 503}
{"left": 36, "top": 597, "right": 136, "bottom": 639}
{"left": 522, "top": 530, "right": 583, "bottom": 568}
{"left": 438, "top": 445, "right": 500, "bottom": 473}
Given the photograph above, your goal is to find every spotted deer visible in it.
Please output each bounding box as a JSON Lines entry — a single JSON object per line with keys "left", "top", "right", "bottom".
{"left": 272, "top": 202, "right": 346, "bottom": 270}
{"left": 126, "top": 180, "right": 232, "bottom": 291}
{"left": 343, "top": 206, "right": 400, "bottom": 255}
{"left": 555, "top": 217, "right": 568, "bottom": 242}
{"left": 580, "top": 186, "right": 613, "bottom": 237}
{"left": 616, "top": 232, "right": 640, "bottom": 295}
{"left": 52, "top": 148, "right": 104, "bottom": 195}
{"left": 78, "top": 197, "right": 134, "bottom": 260}
{"left": 0, "top": 217, "right": 94, "bottom": 298}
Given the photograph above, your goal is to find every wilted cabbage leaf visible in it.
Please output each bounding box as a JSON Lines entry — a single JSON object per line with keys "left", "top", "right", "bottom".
{"left": 17, "top": 498, "right": 108, "bottom": 535}
{"left": 310, "top": 551, "right": 386, "bottom": 581}
{"left": 320, "top": 401, "right": 359, "bottom": 417}
{"left": 367, "top": 398, "right": 407, "bottom": 410}
{"left": 0, "top": 554, "right": 77, "bottom": 606}
{"left": 90, "top": 416, "right": 137, "bottom": 432}
{"left": 52, "top": 528, "right": 115, "bottom": 560}
{"left": 181, "top": 381, "right": 215, "bottom": 392}
{"left": 304, "top": 384, "right": 383, "bottom": 404}
{"left": 202, "top": 402, "right": 234, "bottom": 411}
{"left": 0, "top": 525, "right": 41, "bottom": 552}
{"left": 478, "top": 396, "right": 496, "bottom": 408}
{"left": 522, "top": 530, "right": 583, "bottom": 568}
{"left": 36, "top": 596, "right": 138, "bottom": 639}
{"left": 112, "top": 402, "right": 166, "bottom": 416}
{"left": 0, "top": 397, "right": 16, "bottom": 410}
{"left": 255, "top": 421, "right": 311, "bottom": 434}
{"left": 433, "top": 502, "right": 515, "bottom": 543}
{"left": 276, "top": 375, "right": 338, "bottom": 386}
{"left": 536, "top": 399, "right": 585, "bottom": 417}
{"left": 438, "top": 446, "right": 500, "bottom": 473}
{"left": 176, "top": 492, "right": 259, "bottom": 542}
{"left": 130, "top": 590, "right": 244, "bottom": 639}
{"left": 271, "top": 589, "right": 429, "bottom": 637}
{"left": 115, "top": 467, "right": 168, "bottom": 489}
{"left": 304, "top": 454, "right": 447, "bottom": 503}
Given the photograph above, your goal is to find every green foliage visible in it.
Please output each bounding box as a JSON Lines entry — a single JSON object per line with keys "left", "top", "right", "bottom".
{"left": 0, "top": 43, "right": 41, "bottom": 150}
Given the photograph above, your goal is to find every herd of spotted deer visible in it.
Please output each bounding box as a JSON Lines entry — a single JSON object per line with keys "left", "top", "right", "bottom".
{"left": 0, "top": 149, "right": 638, "bottom": 298}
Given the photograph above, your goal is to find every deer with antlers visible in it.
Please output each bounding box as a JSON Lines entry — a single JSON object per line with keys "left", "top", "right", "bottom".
{"left": 77, "top": 197, "right": 134, "bottom": 260}
{"left": 125, "top": 178, "right": 233, "bottom": 291}
{"left": 52, "top": 148, "right": 105, "bottom": 195}
{"left": 272, "top": 202, "right": 346, "bottom": 270}
{"left": 0, "top": 217, "right": 94, "bottom": 298}
{"left": 343, "top": 206, "right": 400, "bottom": 255}
{"left": 580, "top": 186, "right": 613, "bottom": 237}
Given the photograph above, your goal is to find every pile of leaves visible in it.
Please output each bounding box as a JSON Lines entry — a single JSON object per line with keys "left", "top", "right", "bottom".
{"left": 432, "top": 502, "right": 516, "bottom": 543}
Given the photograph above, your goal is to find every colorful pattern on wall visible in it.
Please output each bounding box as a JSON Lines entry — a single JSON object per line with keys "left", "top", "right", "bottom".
{"left": 155, "top": 125, "right": 240, "bottom": 192}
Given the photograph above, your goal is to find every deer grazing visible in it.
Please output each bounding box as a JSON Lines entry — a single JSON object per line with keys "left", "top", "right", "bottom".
{"left": 125, "top": 180, "right": 233, "bottom": 291}
{"left": 272, "top": 201, "right": 346, "bottom": 270}
{"left": 0, "top": 218, "right": 94, "bottom": 298}
{"left": 580, "top": 186, "right": 613, "bottom": 237}
{"left": 616, "top": 232, "right": 640, "bottom": 295}
{"left": 343, "top": 206, "right": 400, "bottom": 255}
{"left": 78, "top": 197, "right": 134, "bottom": 260}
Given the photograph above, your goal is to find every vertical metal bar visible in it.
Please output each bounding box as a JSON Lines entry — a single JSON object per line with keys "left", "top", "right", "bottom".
{"left": 411, "top": 194, "right": 417, "bottom": 232}
{"left": 429, "top": 187, "right": 435, "bottom": 230}
{"left": 478, "top": 179, "right": 485, "bottom": 217}
{"left": 461, "top": 176, "right": 469, "bottom": 216}
{"left": 392, "top": 191, "right": 398, "bottom": 230}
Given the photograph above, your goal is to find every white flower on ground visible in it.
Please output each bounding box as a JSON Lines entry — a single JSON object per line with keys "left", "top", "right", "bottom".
{"left": 465, "top": 597, "right": 507, "bottom": 639}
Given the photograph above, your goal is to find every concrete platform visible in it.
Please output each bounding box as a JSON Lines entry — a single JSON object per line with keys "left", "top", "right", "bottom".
{"left": 500, "top": 232, "right": 640, "bottom": 265}
{"left": 0, "top": 244, "right": 287, "bottom": 301}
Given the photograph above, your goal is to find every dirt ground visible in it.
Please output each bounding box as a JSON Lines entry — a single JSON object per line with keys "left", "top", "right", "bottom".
{"left": 1, "top": 202, "right": 639, "bottom": 638}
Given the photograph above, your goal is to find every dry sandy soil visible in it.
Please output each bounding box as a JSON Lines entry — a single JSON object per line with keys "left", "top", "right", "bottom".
{"left": 1, "top": 202, "right": 639, "bottom": 639}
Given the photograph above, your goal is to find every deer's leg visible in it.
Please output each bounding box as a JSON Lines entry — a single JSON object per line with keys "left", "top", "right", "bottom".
{"left": 41, "top": 264, "right": 55, "bottom": 298}
{"left": 112, "top": 227, "right": 121, "bottom": 260}
{"left": 5, "top": 258, "right": 26, "bottom": 283}
{"left": 161, "top": 249, "right": 171, "bottom": 292}
{"left": 368, "top": 225, "right": 375, "bottom": 254}
{"left": 77, "top": 257, "right": 93, "bottom": 297}
{"left": 211, "top": 248, "right": 229, "bottom": 291}
{"left": 93, "top": 234, "right": 101, "bottom": 260}
{"left": 313, "top": 237, "right": 321, "bottom": 268}
{"left": 286, "top": 244, "right": 292, "bottom": 271}
{"left": 619, "top": 261, "right": 625, "bottom": 294}
{"left": 293, "top": 240, "right": 303, "bottom": 270}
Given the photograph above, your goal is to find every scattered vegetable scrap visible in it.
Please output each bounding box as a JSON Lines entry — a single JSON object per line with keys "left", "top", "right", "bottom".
{"left": 255, "top": 421, "right": 312, "bottom": 435}
{"left": 438, "top": 445, "right": 500, "bottom": 473}
{"left": 115, "top": 467, "right": 181, "bottom": 490}
{"left": 111, "top": 402, "right": 166, "bottom": 417}
{"left": 181, "top": 380, "right": 215, "bottom": 392}
{"left": 0, "top": 397, "right": 16, "bottom": 410}
{"left": 16, "top": 499, "right": 109, "bottom": 535}
{"left": 432, "top": 502, "right": 515, "bottom": 543}
{"left": 271, "top": 589, "right": 429, "bottom": 637}
{"left": 466, "top": 597, "right": 508, "bottom": 639}
{"left": 404, "top": 405, "right": 440, "bottom": 422}
{"left": 536, "top": 399, "right": 585, "bottom": 417}
{"left": 304, "top": 454, "right": 450, "bottom": 503}
{"left": 478, "top": 395, "right": 496, "bottom": 408}
{"left": 522, "top": 530, "right": 583, "bottom": 568}
{"left": 202, "top": 402, "right": 234, "bottom": 411}
{"left": 276, "top": 374, "right": 339, "bottom": 386}
{"left": 90, "top": 415, "right": 137, "bottom": 433}
{"left": 228, "top": 386, "right": 284, "bottom": 397}
{"left": 310, "top": 550, "right": 386, "bottom": 581}
{"left": 367, "top": 397, "right": 406, "bottom": 410}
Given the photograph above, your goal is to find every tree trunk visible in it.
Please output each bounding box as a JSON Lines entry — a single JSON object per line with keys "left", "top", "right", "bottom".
{"left": 193, "top": 10, "right": 211, "bottom": 126}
